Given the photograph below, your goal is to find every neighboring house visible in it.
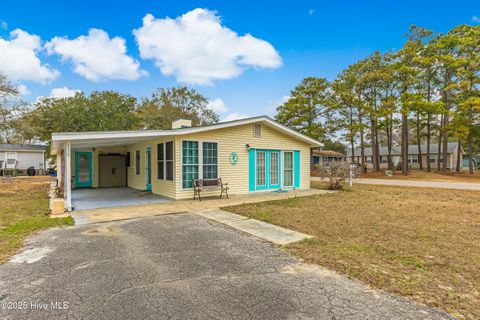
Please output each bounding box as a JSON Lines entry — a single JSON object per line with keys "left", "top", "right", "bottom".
{"left": 347, "top": 142, "right": 463, "bottom": 171}
{"left": 51, "top": 116, "right": 322, "bottom": 211}
{"left": 312, "top": 149, "right": 346, "bottom": 167}
{"left": 0, "top": 144, "right": 47, "bottom": 175}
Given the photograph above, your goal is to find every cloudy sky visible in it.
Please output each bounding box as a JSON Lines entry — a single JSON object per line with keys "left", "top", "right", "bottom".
{"left": 1, "top": 0, "right": 478, "bottom": 121}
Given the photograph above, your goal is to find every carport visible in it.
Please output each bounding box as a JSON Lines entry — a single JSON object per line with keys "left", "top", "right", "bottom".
{"left": 71, "top": 187, "right": 170, "bottom": 211}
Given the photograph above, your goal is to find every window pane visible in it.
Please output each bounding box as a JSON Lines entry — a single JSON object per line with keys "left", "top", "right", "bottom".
{"left": 256, "top": 151, "right": 266, "bottom": 186}
{"left": 270, "top": 152, "right": 279, "bottom": 185}
{"left": 166, "top": 161, "right": 173, "bottom": 180}
{"left": 157, "top": 143, "right": 164, "bottom": 161}
{"left": 182, "top": 141, "right": 199, "bottom": 188}
{"left": 203, "top": 142, "right": 218, "bottom": 179}
{"left": 166, "top": 141, "right": 173, "bottom": 160}
{"left": 158, "top": 161, "right": 164, "bottom": 179}
{"left": 135, "top": 150, "right": 140, "bottom": 175}
{"left": 284, "top": 152, "right": 293, "bottom": 187}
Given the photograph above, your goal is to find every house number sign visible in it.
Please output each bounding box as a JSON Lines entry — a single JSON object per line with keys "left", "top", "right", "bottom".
{"left": 230, "top": 152, "right": 238, "bottom": 165}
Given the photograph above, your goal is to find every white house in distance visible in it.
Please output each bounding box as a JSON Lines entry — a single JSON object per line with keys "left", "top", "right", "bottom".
{"left": 347, "top": 142, "right": 464, "bottom": 171}
{"left": 0, "top": 144, "right": 47, "bottom": 175}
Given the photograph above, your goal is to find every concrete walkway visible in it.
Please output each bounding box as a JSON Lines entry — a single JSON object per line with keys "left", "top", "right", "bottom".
{"left": 72, "top": 188, "right": 332, "bottom": 224}
{"left": 196, "top": 208, "right": 313, "bottom": 245}
{"left": 312, "top": 176, "right": 480, "bottom": 191}
{"left": 72, "top": 187, "right": 170, "bottom": 210}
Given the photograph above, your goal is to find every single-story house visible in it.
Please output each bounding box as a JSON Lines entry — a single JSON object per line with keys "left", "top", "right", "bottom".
{"left": 51, "top": 116, "right": 322, "bottom": 211}
{"left": 0, "top": 144, "right": 47, "bottom": 175}
{"left": 347, "top": 142, "right": 463, "bottom": 171}
{"left": 312, "top": 149, "right": 347, "bottom": 167}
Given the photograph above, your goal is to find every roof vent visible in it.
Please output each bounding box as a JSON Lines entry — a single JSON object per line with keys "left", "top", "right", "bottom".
{"left": 172, "top": 119, "right": 192, "bottom": 129}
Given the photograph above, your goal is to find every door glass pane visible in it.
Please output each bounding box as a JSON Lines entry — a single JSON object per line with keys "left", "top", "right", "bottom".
{"left": 78, "top": 154, "right": 90, "bottom": 183}
{"left": 284, "top": 152, "right": 293, "bottom": 187}
{"left": 270, "top": 152, "right": 279, "bottom": 185}
{"left": 256, "top": 151, "right": 266, "bottom": 186}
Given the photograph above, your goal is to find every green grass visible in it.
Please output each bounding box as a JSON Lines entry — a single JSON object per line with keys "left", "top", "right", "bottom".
{"left": 0, "top": 177, "right": 73, "bottom": 262}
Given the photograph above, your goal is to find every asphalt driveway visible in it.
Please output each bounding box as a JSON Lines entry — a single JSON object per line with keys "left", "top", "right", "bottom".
{"left": 0, "top": 213, "right": 451, "bottom": 320}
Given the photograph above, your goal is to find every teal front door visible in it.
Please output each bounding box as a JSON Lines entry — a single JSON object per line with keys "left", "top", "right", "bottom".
{"left": 145, "top": 147, "right": 152, "bottom": 191}
{"left": 75, "top": 152, "right": 92, "bottom": 188}
{"left": 252, "top": 149, "right": 281, "bottom": 191}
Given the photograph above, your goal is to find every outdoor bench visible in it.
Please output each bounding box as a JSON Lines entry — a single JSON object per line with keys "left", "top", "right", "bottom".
{"left": 193, "top": 178, "right": 229, "bottom": 201}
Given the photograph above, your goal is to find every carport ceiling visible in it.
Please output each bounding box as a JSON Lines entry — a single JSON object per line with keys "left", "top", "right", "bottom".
{"left": 69, "top": 136, "right": 165, "bottom": 149}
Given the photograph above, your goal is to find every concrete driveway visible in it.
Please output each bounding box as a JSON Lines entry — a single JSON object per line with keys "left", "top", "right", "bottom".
{"left": 0, "top": 214, "right": 451, "bottom": 320}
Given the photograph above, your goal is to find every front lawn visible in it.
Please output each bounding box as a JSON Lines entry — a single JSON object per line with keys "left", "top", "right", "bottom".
{"left": 358, "top": 170, "right": 480, "bottom": 183}
{"left": 224, "top": 182, "right": 480, "bottom": 319}
{"left": 0, "top": 177, "right": 73, "bottom": 263}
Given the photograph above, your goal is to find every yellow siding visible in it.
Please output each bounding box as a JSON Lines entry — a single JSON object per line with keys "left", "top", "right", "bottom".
{"left": 71, "top": 123, "right": 312, "bottom": 200}
{"left": 125, "top": 137, "right": 176, "bottom": 199}
{"left": 173, "top": 123, "right": 311, "bottom": 200}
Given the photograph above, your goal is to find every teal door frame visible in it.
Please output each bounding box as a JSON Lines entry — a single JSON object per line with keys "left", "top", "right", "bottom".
{"left": 74, "top": 151, "right": 93, "bottom": 188}
{"left": 145, "top": 146, "right": 152, "bottom": 191}
{"left": 250, "top": 149, "right": 281, "bottom": 191}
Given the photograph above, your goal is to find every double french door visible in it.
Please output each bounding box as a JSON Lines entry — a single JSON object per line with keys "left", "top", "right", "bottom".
{"left": 255, "top": 150, "right": 281, "bottom": 190}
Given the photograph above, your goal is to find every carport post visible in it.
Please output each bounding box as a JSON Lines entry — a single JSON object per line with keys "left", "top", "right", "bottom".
{"left": 65, "top": 141, "right": 72, "bottom": 212}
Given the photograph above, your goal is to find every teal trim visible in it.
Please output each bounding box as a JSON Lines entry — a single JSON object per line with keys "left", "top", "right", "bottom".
{"left": 248, "top": 149, "right": 255, "bottom": 191}
{"left": 74, "top": 151, "right": 92, "bottom": 188}
{"left": 294, "top": 150, "right": 300, "bottom": 188}
{"left": 249, "top": 149, "right": 282, "bottom": 192}
{"left": 145, "top": 147, "right": 152, "bottom": 191}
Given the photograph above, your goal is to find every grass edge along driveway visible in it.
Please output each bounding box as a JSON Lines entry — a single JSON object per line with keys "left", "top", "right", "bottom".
{"left": 223, "top": 182, "right": 480, "bottom": 320}
{"left": 0, "top": 177, "right": 73, "bottom": 263}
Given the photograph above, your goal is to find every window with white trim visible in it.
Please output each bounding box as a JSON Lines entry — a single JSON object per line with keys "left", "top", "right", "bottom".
{"left": 6, "top": 152, "right": 16, "bottom": 166}
{"left": 202, "top": 142, "right": 218, "bottom": 179}
{"left": 182, "top": 141, "right": 199, "bottom": 189}
{"left": 165, "top": 141, "right": 174, "bottom": 180}
{"left": 283, "top": 151, "right": 293, "bottom": 187}
{"left": 256, "top": 151, "right": 266, "bottom": 186}
{"left": 182, "top": 141, "right": 219, "bottom": 188}
{"left": 157, "top": 143, "right": 164, "bottom": 180}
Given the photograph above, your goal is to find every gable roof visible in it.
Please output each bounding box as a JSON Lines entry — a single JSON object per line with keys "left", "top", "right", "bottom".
{"left": 51, "top": 116, "right": 322, "bottom": 152}
{"left": 0, "top": 144, "right": 46, "bottom": 152}
{"left": 347, "top": 142, "right": 460, "bottom": 156}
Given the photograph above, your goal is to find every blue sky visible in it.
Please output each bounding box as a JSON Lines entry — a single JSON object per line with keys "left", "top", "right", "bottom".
{"left": 1, "top": 0, "right": 479, "bottom": 120}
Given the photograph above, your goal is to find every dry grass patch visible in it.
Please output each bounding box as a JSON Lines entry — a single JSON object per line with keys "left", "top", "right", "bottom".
{"left": 224, "top": 182, "right": 480, "bottom": 319}
{"left": 0, "top": 176, "right": 73, "bottom": 262}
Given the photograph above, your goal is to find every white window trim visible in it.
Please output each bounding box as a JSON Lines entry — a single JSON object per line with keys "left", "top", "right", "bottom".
{"left": 269, "top": 151, "right": 280, "bottom": 185}
{"left": 135, "top": 150, "right": 141, "bottom": 176}
{"left": 281, "top": 150, "right": 294, "bottom": 189}
{"left": 255, "top": 150, "right": 267, "bottom": 187}
{"left": 165, "top": 140, "right": 174, "bottom": 181}
{"left": 180, "top": 140, "right": 220, "bottom": 190}
{"left": 157, "top": 140, "right": 174, "bottom": 181}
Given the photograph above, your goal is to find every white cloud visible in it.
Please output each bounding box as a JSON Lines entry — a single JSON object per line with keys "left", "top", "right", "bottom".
{"left": 0, "top": 29, "right": 59, "bottom": 83}
{"left": 49, "top": 86, "right": 80, "bottom": 98}
{"left": 473, "top": 16, "right": 480, "bottom": 23}
{"left": 133, "top": 9, "right": 282, "bottom": 85}
{"left": 46, "top": 28, "right": 147, "bottom": 82}
{"left": 16, "top": 84, "right": 30, "bottom": 96}
{"left": 266, "top": 95, "right": 290, "bottom": 115}
{"left": 207, "top": 98, "right": 228, "bottom": 113}
{"left": 223, "top": 112, "right": 249, "bottom": 122}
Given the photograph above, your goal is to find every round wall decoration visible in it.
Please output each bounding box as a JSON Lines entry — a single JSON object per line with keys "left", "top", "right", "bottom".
{"left": 230, "top": 152, "right": 239, "bottom": 165}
